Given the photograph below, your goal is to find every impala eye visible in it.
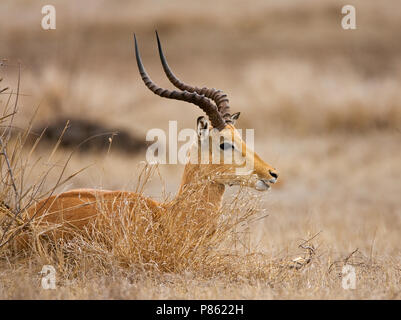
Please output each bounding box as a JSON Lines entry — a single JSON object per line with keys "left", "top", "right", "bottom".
{"left": 220, "top": 142, "right": 234, "bottom": 150}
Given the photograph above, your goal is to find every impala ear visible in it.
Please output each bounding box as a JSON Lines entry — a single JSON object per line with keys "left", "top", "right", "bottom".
{"left": 196, "top": 116, "right": 209, "bottom": 140}
{"left": 230, "top": 112, "right": 240, "bottom": 124}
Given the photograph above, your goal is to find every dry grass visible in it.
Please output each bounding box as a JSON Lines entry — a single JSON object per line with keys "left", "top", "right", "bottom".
{"left": 0, "top": 0, "right": 400, "bottom": 299}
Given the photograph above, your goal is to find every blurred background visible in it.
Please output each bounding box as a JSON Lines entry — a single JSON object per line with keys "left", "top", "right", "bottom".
{"left": 0, "top": 0, "right": 400, "bottom": 259}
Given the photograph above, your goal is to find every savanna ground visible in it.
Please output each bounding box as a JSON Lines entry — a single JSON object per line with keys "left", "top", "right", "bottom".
{"left": 0, "top": 0, "right": 400, "bottom": 299}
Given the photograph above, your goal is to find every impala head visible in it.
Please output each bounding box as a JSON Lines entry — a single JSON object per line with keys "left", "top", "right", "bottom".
{"left": 134, "top": 32, "right": 278, "bottom": 191}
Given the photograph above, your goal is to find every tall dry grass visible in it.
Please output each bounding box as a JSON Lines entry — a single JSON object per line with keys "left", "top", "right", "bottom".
{"left": 26, "top": 173, "right": 267, "bottom": 278}
{"left": 0, "top": 70, "right": 90, "bottom": 254}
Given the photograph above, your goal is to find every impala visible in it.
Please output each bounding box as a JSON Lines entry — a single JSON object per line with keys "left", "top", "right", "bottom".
{"left": 17, "top": 32, "right": 278, "bottom": 247}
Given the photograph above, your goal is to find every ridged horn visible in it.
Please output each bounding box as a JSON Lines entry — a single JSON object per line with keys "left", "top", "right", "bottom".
{"left": 155, "top": 31, "right": 232, "bottom": 123}
{"left": 134, "top": 34, "right": 227, "bottom": 131}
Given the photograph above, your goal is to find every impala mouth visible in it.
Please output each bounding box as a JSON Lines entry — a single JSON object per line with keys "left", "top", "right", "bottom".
{"left": 224, "top": 177, "right": 276, "bottom": 190}
{"left": 255, "top": 178, "right": 276, "bottom": 191}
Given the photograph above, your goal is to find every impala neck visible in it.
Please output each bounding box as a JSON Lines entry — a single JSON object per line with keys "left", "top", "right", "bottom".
{"left": 168, "top": 163, "right": 226, "bottom": 215}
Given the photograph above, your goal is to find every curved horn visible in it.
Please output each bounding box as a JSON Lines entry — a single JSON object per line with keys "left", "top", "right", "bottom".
{"left": 134, "top": 34, "right": 226, "bottom": 131}
{"left": 155, "top": 31, "right": 232, "bottom": 123}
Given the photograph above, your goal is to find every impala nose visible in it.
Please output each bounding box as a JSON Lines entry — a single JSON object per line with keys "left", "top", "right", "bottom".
{"left": 269, "top": 170, "right": 278, "bottom": 183}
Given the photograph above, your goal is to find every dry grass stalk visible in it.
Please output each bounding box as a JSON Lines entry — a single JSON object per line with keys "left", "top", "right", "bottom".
{"left": 0, "top": 70, "right": 85, "bottom": 251}
{"left": 17, "top": 168, "right": 267, "bottom": 280}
